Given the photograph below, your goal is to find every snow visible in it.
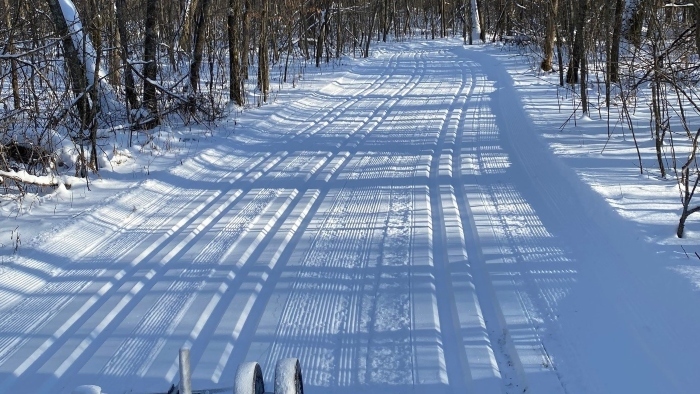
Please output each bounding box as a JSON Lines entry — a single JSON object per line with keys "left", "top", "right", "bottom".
{"left": 274, "top": 358, "right": 300, "bottom": 394}
{"left": 57, "top": 0, "right": 105, "bottom": 85}
{"left": 56, "top": 0, "right": 122, "bottom": 113}
{"left": 234, "top": 362, "right": 263, "bottom": 394}
{"left": 71, "top": 385, "right": 102, "bottom": 394}
{"left": 1, "top": 38, "right": 700, "bottom": 394}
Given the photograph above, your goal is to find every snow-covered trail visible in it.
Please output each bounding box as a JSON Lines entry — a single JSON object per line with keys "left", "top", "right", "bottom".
{"left": 2, "top": 40, "right": 700, "bottom": 394}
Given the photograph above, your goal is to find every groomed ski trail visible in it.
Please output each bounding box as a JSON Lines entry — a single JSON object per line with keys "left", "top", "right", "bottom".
{"left": 3, "top": 39, "right": 699, "bottom": 394}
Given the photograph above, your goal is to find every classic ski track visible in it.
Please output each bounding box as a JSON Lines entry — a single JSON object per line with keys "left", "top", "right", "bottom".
{"left": 182, "top": 52, "right": 408, "bottom": 384}
{"left": 0, "top": 41, "right": 595, "bottom": 394}
{"left": 9, "top": 167, "right": 301, "bottom": 393}
{"left": 456, "top": 58, "right": 531, "bottom": 393}
{"left": 425, "top": 49, "right": 476, "bottom": 393}
{"left": 252, "top": 47, "right": 492, "bottom": 390}
{"left": 255, "top": 50, "right": 427, "bottom": 386}
{"left": 128, "top": 50, "right": 402, "bottom": 388}
{"left": 454, "top": 50, "right": 571, "bottom": 394}
{"left": 0, "top": 52, "right": 401, "bottom": 394}
{"left": 220, "top": 53, "right": 417, "bottom": 382}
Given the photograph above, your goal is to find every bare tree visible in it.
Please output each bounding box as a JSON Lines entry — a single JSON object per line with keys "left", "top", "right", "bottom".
{"left": 541, "top": 0, "right": 559, "bottom": 71}
{"left": 45, "top": 0, "right": 94, "bottom": 130}
{"left": 143, "top": 0, "right": 159, "bottom": 120}
{"left": 228, "top": 0, "right": 245, "bottom": 105}
{"left": 189, "top": 0, "right": 213, "bottom": 94}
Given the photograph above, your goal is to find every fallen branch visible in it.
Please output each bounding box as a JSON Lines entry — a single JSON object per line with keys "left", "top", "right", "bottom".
{"left": 0, "top": 169, "right": 75, "bottom": 189}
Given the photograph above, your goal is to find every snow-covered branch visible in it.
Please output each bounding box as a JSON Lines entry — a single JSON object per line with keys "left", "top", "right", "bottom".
{"left": 0, "top": 169, "right": 76, "bottom": 189}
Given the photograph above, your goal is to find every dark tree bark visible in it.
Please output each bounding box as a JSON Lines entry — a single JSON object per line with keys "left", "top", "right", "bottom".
{"left": 316, "top": 8, "right": 326, "bottom": 67}
{"left": 143, "top": 0, "right": 159, "bottom": 116}
{"left": 257, "top": 0, "right": 269, "bottom": 103}
{"left": 336, "top": 2, "right": 343, "bottom": 58}
{"left": 541, "top": 0, "right": 559, "bottom": 72}
{"left": 462, "top": 0, "right": 468, "bottom": 44}
{"left": 440, "top": 0, "right": 446, "bottom": 38}
{"left": 624, "top": 0, "right": 644, "bottom": 46}
{"left": 365, "top": 2, "right": 378, "bottom": 58}
{"left": 566, "top": 0, "right": 587, "bottom": 85}
{"left": 189, "top": 0, "right": 212, "bottom": 94}
{"left": 3, "top": 0, "right": 21, "bottom": 109}
{"left": 115, "top": 0, "right": 139, "bottom": 109}
{"left": 477, "top": 0, "right": 485, "bottom": 41}
{"left": 382, "top": 0, "right": 392, "bottom": 42}
{"left": 609, "top": 0, "right": 624, "bottom": 84}
{"left": 228, "top": 0, "right": 244, "bottom": 105}
{"left": 241, "top": 0, "right": 251, "bottom": 78}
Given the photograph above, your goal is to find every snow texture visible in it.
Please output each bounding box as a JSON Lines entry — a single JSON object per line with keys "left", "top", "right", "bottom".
{"left": 71, "top": 385, "right": 101, "bottom": 394}
{"left": 234, "top": 362, "right": 263, "bottom": 394}
{"left": 57, "top": 0, "right": 121, "bottom": 112}
{"left": 1, "top": 38, "right": 700, "bottom": 394}
{"left": 274, "top": 358, "right": 301, "bottom": 394}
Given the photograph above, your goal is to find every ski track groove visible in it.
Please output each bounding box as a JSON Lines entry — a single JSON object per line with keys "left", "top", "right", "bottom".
{"left": 454, "top": 50, "right": 571, "bottom": 394}
{"left": 257, "top": 51, "right": 424, "bottom": 388}
{"left": 0, "top": 49, "right": 406, "bottom": 393}
{"left": 53, "top": 151, "right": 332, "bottom": 391}
{"left": 0, "top": 183, "right": 216, "bottom": 371}
{"left": 0, "top": 40, "right": 593, "bottom": 394}
{"left": 182, "top": 51, "right": 407, "bottom": 388}
{"left": 455, "top": 58, "right": 534, "bottom": 394}
{"left": 0, "top": 98, "right": 352, "bottom": 393}
{"left": 423, "top": 48, "right": 481, "bottom": 394}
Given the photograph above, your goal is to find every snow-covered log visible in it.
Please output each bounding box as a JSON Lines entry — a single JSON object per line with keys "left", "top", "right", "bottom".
{"left": 0, "top": 169, "right": 75, "bottom": 189}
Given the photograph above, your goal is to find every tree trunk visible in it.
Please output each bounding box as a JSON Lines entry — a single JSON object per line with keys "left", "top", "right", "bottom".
{"left": 382, "top": 0, "right": 390, "bottom": 42}
{"left": 463, "top": 0, "right": 468, "bottom": 44}
{"left": 336, "top": 2, "right": 343, "bottom": 58}
{"left": 541, "top": 0, "right": 559, "bottom": 71}
{"left": 241, "top": 0, "right": 251, "bottom": 78}
{"left": 623, "top": 0, "right": 643, "bottom": 46}
{"left": 609, "top": 0, "right": 624, "bottom": 83}
{"left": 556, "top": 24, "right": 564, "bottom": 86}
{"left": 257, "top": 0, "right": 269, "bottom": 103}
{"left": 3, "top": 0, "right": 21, "bottom": 109}
{"left": 189, "top": 0, "right": 212, "bottom": 94}
{"left": 45, "top": 0, "right": 93, "bottom": 129}
{"left": 143, "top": 0, "right": 159, "bottom": 116}
{"left": 228, "top": 0, "right": 244, "bottom": 105}
{"left": 469, "top": 0, "right": 481, "bottom": 43}
{"left": 115, "top": 0, "right": 139, "bottom": 109}
{"left": 651, "top": 53, "right": 666, "bottom": 178}
{"left": 441, "top": 0, "right": 447, "bottom": 38}
{"left": 477, "top": 0, "right": 486, "bottom": 41}
{"left": 365, "top": 3, "right": 378, "bottom": 58}
{"left": 316, "top": 9, "right": 326, "bottom": 67}
{"left": 566, "top": 0, "right": 587, "bottom": 85}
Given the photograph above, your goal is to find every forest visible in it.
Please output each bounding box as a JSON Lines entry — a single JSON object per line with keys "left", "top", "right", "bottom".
{"left": 2, "top": 0, "right": 700, "bottom": 236}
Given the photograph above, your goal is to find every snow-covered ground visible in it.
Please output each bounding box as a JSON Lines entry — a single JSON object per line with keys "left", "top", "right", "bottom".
{"left": 1, "top": 38, "right": 700, "bottom": 394}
